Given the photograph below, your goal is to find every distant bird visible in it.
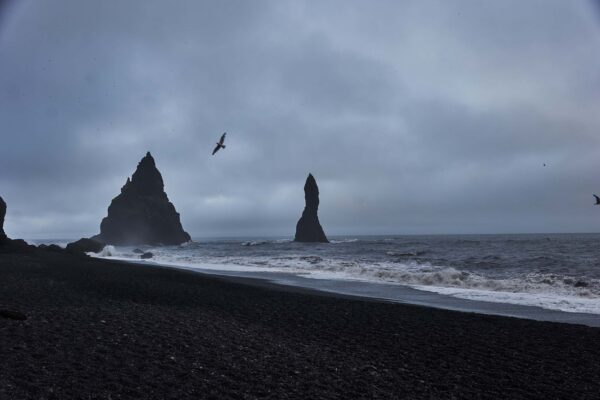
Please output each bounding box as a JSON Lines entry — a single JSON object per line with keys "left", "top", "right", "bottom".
{"left": 212, "top": 132, "right": 226, "bottom": 155}
{"left": 594, "top": 194, "right": 600, "bottom": 205}
{"left": 543, "top": 163, "right": 546, "bottom": 167}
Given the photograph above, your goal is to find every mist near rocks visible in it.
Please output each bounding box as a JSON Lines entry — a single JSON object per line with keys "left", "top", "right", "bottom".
{"left": 1, "top": 1, "right": 600, "bottom": 239}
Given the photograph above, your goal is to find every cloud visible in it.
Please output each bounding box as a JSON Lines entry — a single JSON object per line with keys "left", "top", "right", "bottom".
{"left": 1, "top": 0, "right": 600, "bottom": 238}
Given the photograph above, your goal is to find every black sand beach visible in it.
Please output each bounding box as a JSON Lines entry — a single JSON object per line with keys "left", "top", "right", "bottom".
{"left": 1, "top": 249, "right": 600, "bottom": 399}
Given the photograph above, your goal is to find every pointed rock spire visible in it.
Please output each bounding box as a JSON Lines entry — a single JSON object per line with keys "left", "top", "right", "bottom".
{"left": 294, "top": 173, "right": 329, "bottom": 243}
{"left": 128, "top": 151, "right": 165, "bottom": 196}
{"left": 0, "top": 196, "right": 7, "bottom": 243}
{"left": 95, "top": 152, "right": 191, "bottom": 245}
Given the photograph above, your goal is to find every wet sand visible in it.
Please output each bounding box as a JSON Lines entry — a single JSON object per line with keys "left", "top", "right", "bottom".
{"left": 1, "top": 249, "right": 600, "bottom": 399}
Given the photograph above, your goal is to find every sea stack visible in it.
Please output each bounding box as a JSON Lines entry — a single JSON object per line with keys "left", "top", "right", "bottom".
{"left": 0, "top": 196, "right": 7, "bottom": 243}
{"left": 94, "top": 152, "right": 191, "bottom": 246}
{"left": 294, "top": 174, "right": 329, "bottom": 243}
{"left": 0, "top": 197, "right": 34, "bottom": 252}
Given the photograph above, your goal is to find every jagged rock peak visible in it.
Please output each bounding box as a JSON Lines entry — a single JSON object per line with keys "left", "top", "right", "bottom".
{"left": 294, "top": 173, "right": 329, "bottom": 243}
{"left": 120, "top": 177, "right": 131, "bottom": 193}
{"left": 96, "top": 152, "right": 191, "bottom": 246}
{"left": 126, "top": 151, "right": 165, "bottom": 196}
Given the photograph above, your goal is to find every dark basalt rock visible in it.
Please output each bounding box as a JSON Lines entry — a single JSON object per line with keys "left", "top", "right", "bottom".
{"left": 140, "top": 252, "right": 153, "bottom": 259}
{"left": 0, "top": 239, "right": 35, "bottom": 253}
{"left": 294, "top": 174, "right": 329, "bottom": 243}
{"left": 0, "top": 197, "right": 36, "bottom": 253}
{"left": 0, "top": 196, "right": 7, "bottom": 244}
{"left": 132, "top": 248, "right": 144, "bottom": 254}
{"left": 94, "top": 152, "right": 191, "bottom": 246}
{"left": 37, "top": 244, "right": 65, "bottom": 253}
{"left": 66, "top": 238, "right": 105, "bottom": 254}
{"left": 44, "top": 244, "right": 65, "bottom": 252}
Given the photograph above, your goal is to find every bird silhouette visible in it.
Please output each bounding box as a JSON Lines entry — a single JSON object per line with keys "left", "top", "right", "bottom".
{"left": 594, "top": 194, "right": 600, "bottom": 205}
{"left": 212, "top": 132, "right": 226, "bottom": 155}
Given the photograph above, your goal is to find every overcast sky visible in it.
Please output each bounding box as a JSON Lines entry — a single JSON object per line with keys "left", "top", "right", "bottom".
{"left": 1, "top": 0, "right": 600, "bottom": 239}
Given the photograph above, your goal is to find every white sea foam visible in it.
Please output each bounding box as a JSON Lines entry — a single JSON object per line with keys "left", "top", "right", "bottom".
{"left": 414, "top": 286, "right": 600, "bottom": 314}
{"left": 386, "top": 250, "right": 426, "bottom": 257}
{"left": 330, "top": 238, "right": 359, "bottom": 244}
{"left": 93, "top": 245, "right": 117, "bottom": 257}
{"left": 241, "top": 240, "right": 269, "bottom": 246}
{"left": 93, "top": 247, "right": 600, "bottom": 315}
{"left": 241, "top": 239, "right": 293, "bottom": 246}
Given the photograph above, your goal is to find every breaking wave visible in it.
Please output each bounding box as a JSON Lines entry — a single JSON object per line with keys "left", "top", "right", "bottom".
{"left": 90, "top": 234, "right": 600, "bottom": 315}
{"left": 242, "top": 241, "right": 269, "bottom": 246}
{"left": 242, "top": 239, "right": 293, "bottom": 246}
{"left": 330, "top": 238, "right": 359, "bottom": 244}
{"left": 94, "top": 252, "right": 600, "bottom": 314}
{"left": 95, "top": 245, "right": 117, "bottom": 257}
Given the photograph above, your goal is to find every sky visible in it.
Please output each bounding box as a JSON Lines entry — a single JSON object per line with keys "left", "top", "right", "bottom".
{"left": 1, "top": 0, "right": 600, "bottom": 239}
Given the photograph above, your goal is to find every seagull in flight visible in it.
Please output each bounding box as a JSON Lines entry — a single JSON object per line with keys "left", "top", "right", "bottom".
{"left": 594, "top": 195, "right": 600, "bottom": 205}
{"left": 212, "top": 132, "right": 226, "bottom": 155}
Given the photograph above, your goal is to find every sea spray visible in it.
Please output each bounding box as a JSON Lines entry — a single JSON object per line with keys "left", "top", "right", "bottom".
{"left": 96, "top": 245, "right": 117, "bottom": 257}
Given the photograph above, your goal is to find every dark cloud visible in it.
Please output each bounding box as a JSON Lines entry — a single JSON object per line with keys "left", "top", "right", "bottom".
{"left": 1, "top": 0, "right": 600, "bottom": 238}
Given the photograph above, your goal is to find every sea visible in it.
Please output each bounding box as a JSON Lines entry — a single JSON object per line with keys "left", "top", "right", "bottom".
{"left": 32, "top": 233, "right": 600, "bottom": 326}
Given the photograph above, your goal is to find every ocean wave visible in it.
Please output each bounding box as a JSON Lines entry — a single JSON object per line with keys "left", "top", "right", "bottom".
{"left": 299, "top": 262, "right": 600, "bottom": 314}
{"left": 386, "top": 250, "right": 427, "bottom": 257}
{"left": 414, "top": 286, "right": 600, "bottom": 314}
{"left": 329, "top": 238, "right": 359, "bottom": 244}
{"left": 94, "top": 245, "right": 117, "bottom": 257}
{"left": 241, "top": 239, "right": 293, "bottom": 246}
{"left": 241, "top": 240, "right": 270, "bottom": 246}
{"left": 143, "top": 253, "right": 600, "bottom": 299}
{"left": 93, "top": 247, "right": 600, "bottom": 314}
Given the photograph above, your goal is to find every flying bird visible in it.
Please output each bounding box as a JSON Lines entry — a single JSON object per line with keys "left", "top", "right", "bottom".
{"left": 594, "top": 195, "right": 600, "bottom": 205}
{"left": 212, "top": 132, "right": 226, "bottom": 155}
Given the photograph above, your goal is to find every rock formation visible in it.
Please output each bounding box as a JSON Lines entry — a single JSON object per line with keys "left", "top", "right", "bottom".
{"left": 0, "top": 196, "right": 35, "bottom": 253}
{"left": 38, "top": 244, "right": 64, "bottom": 252}
{"left": 65, "top": 238, "right": 105, "bottom": 254}
{"left": 0, "top": 196, "right": 6, "bottom": 243}
{"left": 94, "top": 152, "right": 190, "bottom": 246}
{"left": 294, "top": 174, "right": 329, "bottom": 243}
